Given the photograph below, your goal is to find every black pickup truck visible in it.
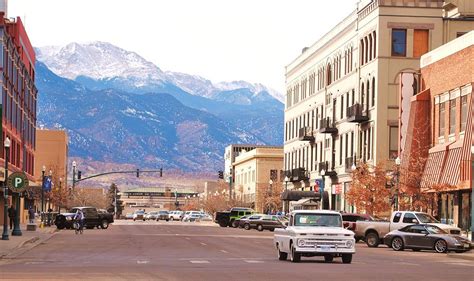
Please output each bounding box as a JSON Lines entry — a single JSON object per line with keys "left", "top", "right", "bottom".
{"left": 55, "top": 206, "right": 114, "bottom": 230}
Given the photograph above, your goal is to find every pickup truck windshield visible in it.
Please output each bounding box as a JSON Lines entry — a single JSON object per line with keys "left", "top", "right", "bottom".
{"left": 294, "top": 214, "right": 342, "bottom": 227}
{"left": 417, "top": 213, "right": 439, "bottom": 223}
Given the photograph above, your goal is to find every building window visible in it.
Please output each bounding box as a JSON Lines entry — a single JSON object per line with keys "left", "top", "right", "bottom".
{"left": 449, "top": 100, "right": 456, "bottom": 135}
{"left": 413, "top": 29, "right": 429, "bottom": 58}
{"left": 371, "top": 77, "right": 376, "bottom": 107}
{"left": 389, "top": 126, "right": 398, "bottom": 159}
{"left": 461, "top": 96, "right": 467, "bottom": 132}
{"left": 391, "top": 29, "right": 407, "bottom": 57}
{"left": 439, "top": 102, "right": 445, "bottom": 137}
{"left": 340, "top": 95, "right": 344, "bottom": 119}
{"left": 326, "top": 64, "right": 332, "bottom": 86}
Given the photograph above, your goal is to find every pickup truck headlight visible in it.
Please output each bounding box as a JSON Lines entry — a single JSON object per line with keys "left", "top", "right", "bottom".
{"left": 66, "top": 217, "right": 72, "bottom": 221}
{"left": 297, "top": 239, "right": 306, "bottom": 247}
{"left": 345, "top": 240, "right": 354, "bottom": 248}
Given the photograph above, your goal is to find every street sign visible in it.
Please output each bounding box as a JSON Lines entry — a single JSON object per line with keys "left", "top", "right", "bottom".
{"left": 315, "top": 179, "right": 324, "bottom": 194}
{"left": 43, "top": 176, "right": 52, "bottom": 192}
{"left": 7, "top": 172, "right": 29, "bottom": 193}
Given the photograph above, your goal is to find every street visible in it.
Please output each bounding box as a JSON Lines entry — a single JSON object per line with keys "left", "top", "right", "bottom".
{"left": 0, "top": 222, "right": 472, "bottom": 281}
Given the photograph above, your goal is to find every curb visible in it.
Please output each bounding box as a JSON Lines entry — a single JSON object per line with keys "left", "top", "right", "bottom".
{"left": 1, "top": 228, "right": 59, "bottom": 260}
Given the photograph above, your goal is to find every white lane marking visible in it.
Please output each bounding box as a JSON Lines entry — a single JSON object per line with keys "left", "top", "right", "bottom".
{"left": 24, "top": 262, "right": 45, "bottom": 265}
{"left": 220, "top": 250, "right": 229, "bottom": 253}
{"left": 137, "top": 260, "right": 149, "bottom": 264}
{"left": 444, "top": 261, "right": 474, "bottom": 267}
{"left": 185, "top": 237, "right": 191, "bottom": 240}
{"left": 245, "top": 260, "right": 264, "bottom": 263}
{"left": 200, "top": 242, "right": 207, "bottom": 246}
{"left": 190, "top": 260, "right": 210, "bottom": 264}
{"left": 395, "top": 262, "right": 420, "bottom": 266}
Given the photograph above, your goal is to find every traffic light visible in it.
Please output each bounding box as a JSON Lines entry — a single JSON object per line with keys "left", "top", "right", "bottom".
{"left": 136, "top": 169, "right": 139, "bottom": 178}
{"left": 77, "top": 171, "right": 82, "bottom": 180}
{"left": 218, "top": 170, "right": 224, "bottom": 179}
{"left": 160, "top": 168, "right": 163, "bottom": 177}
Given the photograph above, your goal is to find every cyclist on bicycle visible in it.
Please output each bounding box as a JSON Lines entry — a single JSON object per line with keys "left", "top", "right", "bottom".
{"left": 73, "top": 209, "right": 85, "bottom": 231}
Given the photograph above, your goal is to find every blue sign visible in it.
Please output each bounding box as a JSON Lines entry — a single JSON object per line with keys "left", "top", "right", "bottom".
{"left": 315, "top": 179, "right": 324, "bottom": 194}
{"left": 43, "top": 176, "right": 52, "bottom": 192}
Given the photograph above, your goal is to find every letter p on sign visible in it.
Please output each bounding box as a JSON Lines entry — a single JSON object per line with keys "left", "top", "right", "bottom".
{"left": 14, "top": 177, "right": 23, "bottom": 188}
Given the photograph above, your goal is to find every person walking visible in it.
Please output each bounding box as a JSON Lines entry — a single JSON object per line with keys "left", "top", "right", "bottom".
{"left": 8, "top": 205, "right": 16, "bottom": 230}
{"left": 28, "top": 206, "right": 35, "bottom": 224}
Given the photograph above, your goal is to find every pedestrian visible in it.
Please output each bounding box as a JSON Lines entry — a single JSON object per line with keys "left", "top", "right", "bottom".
{"left": 8, "top": 205, "right": 16, "bottom": 229}
{"left": 28, "top": 206, "right": 35, "bottom": 224}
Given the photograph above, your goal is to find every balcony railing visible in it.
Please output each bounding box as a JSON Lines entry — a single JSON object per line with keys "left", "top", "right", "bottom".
{"left": 298, "top": 127, "right": 315, "bottom": 142}
{"left": 319, "top": 117, "right": 338, "bottom": 134}
{"left": 346, "top": 103, "right": 369, "bottom": 123}
{"left": 318, "top": 161, "right": 337, "bottom": 177}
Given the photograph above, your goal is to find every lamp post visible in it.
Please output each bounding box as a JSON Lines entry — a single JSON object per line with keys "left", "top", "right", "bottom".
{"left": 321, "top": 169, "right": 326, "bottom": 210}
{"left": 2, "top": 137, "right": 11, "bottom": 240}
{"left": 41, "top": 165, "right": 45, "bottom": 227}
{"left": 58, "top": 178, "right": 62, "bottom": 214}
{"left": 72, "top": 161, "right": 77, "bottom": 190}
{"left": 395, "top": 157, "right": 401, "bottom": 211}
{"left": 283, "top": 176, "right": 289, "bottom": 213}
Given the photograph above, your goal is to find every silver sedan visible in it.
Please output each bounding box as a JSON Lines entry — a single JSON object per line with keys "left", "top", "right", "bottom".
{"left": 383, "top": 224, "right": 473, "bottom": 253}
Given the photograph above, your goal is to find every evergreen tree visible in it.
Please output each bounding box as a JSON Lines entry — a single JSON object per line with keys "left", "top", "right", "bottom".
{"left": 107, "top": 183, "right": 123, "bottom": 218}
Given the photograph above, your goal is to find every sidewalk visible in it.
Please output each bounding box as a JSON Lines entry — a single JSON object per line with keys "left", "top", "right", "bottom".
{"left": 0, "top": 222, "right": 58, "bottom": 259}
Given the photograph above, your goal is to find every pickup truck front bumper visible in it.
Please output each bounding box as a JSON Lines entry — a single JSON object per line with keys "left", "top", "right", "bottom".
{"left": 295, "top": 238, "right": 356, "bottom": 255}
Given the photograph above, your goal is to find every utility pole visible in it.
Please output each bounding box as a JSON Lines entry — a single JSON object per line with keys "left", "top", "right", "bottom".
{"left": 114, "top": 186, "right": 117, "bottom": 219}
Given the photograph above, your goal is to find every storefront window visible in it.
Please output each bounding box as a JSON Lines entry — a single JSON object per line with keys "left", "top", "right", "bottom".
{"left": 461, "top": 193, "right": 470, "bottom": 230}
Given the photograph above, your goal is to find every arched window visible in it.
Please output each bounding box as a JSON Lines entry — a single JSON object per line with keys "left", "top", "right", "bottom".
{"left": 366, "top": 79, "right": 370, "bottom": 111}
{"left": 368, "top": 34, "right": 373, "bottom": 61}
{"left": 372, "top": 76, "right": 376, "bottom": 107}
{"left": 326, "top": 64, "right": 332, "bottom": 86}
{"left": 361, "top": 83, "right": 365, "bottom": 107}
{"left": 350, "top": 46, "right": 353, "bottom": 71}
{"left": 364, "top": 37, "right": 369, "bottom": 64}
{"left": 373, "top": 31, "right": 377, "bottom": 59}
{"left": 360, "top": 39, "right": 365, "bottom": 65}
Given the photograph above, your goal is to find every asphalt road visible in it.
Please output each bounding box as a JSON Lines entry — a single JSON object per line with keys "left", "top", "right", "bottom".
{"left": 0, "top": 221, "right": 472, "bottom": 280}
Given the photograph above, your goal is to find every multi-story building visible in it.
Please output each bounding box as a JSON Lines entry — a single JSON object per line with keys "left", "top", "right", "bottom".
{"left": 34, "top": 129, "right": 68, "bottom": 212}
{"left": 404, "top": 31, "right": 472, "bottom": 230}
{"left": 233, "top": 147, "right": 283, "bottom": 212}
{"left": 283, "top": 0, "right": 473, "bottom": 211}
{"left": 0, "top": 12, "right": 37, "bottom": 225}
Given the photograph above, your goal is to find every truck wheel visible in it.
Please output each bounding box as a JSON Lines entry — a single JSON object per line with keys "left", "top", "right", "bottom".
{"left": 219, "top": 222, "right": 227, "bottom": 227}
{"left": 100, "top": 220, "right": 109, "bottom": 229}
{"left": 289, "top": 244, "right": 301, "bottom": 263}
{"left": 324, "top": 255, "right": 334, "bottom": 263}
{"left": 57, "top": 224, "right": 65, "bottom": 230}
{"left": 276, "top": 244, "right": 287, "bottom": 261}
{"left": 342, "top": 254, "right": 352, "bottom": 264}
{"left": 244, "top": 223, "right": 251, "bottom": 230}
{"left": 366, "top": 232, "right": 380, "bottom": 248}
{"left": 391, "top": 237, "right": 404, "bottom": 251}
{"left": 231, "top": 220, "right": 239, "bottom": 228}
{"left": 257, "top": 224, "right": 264, "bottom": 232}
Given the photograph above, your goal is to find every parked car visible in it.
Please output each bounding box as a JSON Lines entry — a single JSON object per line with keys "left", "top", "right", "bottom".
{"left": 241, "top": 214, "right": 264, "bottom": 230}
{"left": 248, "top": 215, "right": 287, "bottom": 231}
{"left": 183, "top": 211, "right": 203, "bottom": 221}
{"left": 55, "top": 206, "right": 114, "bottom": 230}
{"left": 133, "top": 210, "right": 146, "bottom": 221}
{"left": 354, "top": 211, "right": 462, "bottom": 247}
{"left": 145, "top": 211, "right": 159, "bottom": 220}
{"left": 156, "top": 210, "right": 170, "bottom": 221}
{"left": 384, "top": 224, "right": 473, "bottom": 253}
{"left": 274, "top": 210, "right": 355, "bottom": 263}
{"left": 215, "top": 207, "right": 254, "bottom": 227}
{"left": 169, "top": 211, "right": 184, "bottom": 221}
{"left": 183, "top": 213, "right": 202, "bottom": 222}
{"left": 125, "top": 213, "right": 133, "bottom": 220}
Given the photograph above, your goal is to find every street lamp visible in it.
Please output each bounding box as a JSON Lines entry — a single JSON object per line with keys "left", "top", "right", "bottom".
{"left": 47, "top": 170, "right": 52, "bottom": 213}
{"left": 321, "top": 169, "right": 326, "bottom": 210}
{"left": 2, "top": 137, "right": 10, "bottom": 240}
{"left": 58, "top": 178, "right": 62, "bottom": 214}
{"left": 395, "top": 157, "right": 401, "bottom": 211}
{"left": 41, "top": 165, "right": 45, "bottom": 227}
{"left": 283, "top": 176, "right": 289, "bottom": 213}
{"left": 72, "top": 161, "right": 77, "bottom": 190}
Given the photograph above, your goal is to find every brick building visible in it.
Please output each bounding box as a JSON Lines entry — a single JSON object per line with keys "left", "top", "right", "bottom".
{"left": 405, "top": 31, "right": 473, "bottom": 230}
{"left": 0, "top": 13, "right": 37, "bottom": 225}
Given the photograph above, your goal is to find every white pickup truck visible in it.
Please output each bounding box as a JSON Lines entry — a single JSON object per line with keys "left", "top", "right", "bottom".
{"left": 354, "top": 211, "right": 462, "bottom": 247}
{"left": 274, "top": 210, "right": 355, "bottom": 263}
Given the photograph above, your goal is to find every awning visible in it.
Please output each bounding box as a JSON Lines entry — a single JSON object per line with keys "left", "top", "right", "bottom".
{"left": 439, "top": 140, "right": 463, "bottom": 186}
{"left": 420, "top": 150, "right": 446, "bottom": 189}
{"left": 281, "top": 190, "right": 320, "bottom": 201}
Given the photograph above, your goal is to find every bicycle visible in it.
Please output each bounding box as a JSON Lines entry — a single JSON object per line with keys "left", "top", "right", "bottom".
{"left": 73, "top": 220, "right": 84, "bottom": 235}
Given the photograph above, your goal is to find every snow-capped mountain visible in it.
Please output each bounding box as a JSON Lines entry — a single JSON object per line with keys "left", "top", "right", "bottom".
{"left": 36, "top": 41, "right": 167, "bottom": 84}
{"left": 36, "top": 41, "right": 284, "bottom": 103}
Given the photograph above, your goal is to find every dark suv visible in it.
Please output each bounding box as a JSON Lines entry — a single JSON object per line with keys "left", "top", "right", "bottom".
{"left": 157, "top": 210, "right": 170, "bottom": 221}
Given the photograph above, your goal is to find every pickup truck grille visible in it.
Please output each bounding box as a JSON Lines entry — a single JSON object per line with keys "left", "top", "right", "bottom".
{"left": 300, "top": 239, "right": 351, "bottom": 249}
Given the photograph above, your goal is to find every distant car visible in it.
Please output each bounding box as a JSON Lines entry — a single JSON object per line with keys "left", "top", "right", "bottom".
{"left": 182, "top": 211, "right": 202, "bottom": 221}
{"left": 145, "top": 211, "right": 159, "bottom": 220}
{"left": 125, "top": 213, "right": 133, "bottom": 220}
{"left": 156, "top": 210, "right": 170, "bottom": 221}
{"left": 133, "top": 210, "right": 146, "bottom": 221}
{"left": 248, "top": 215, "right": 287, "bottom": 231}
{"left": 241, "top": 214, "right": 264, "bottom": 230}
{"left": 183, "top": 213, "right": 202, "bottom": 222}
{"left": 200, "top": 213, "right": 213, "bottom": 221}
{"left": 169, "top": 211, "right": 184, "bottom": 221}
{"left": 384, "top": 224, "right": 473, "bottom": 253}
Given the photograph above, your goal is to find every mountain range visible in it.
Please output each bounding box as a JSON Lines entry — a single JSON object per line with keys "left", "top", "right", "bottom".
{"left": 35, "top": 41, "right": 284, "bottom": 172}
